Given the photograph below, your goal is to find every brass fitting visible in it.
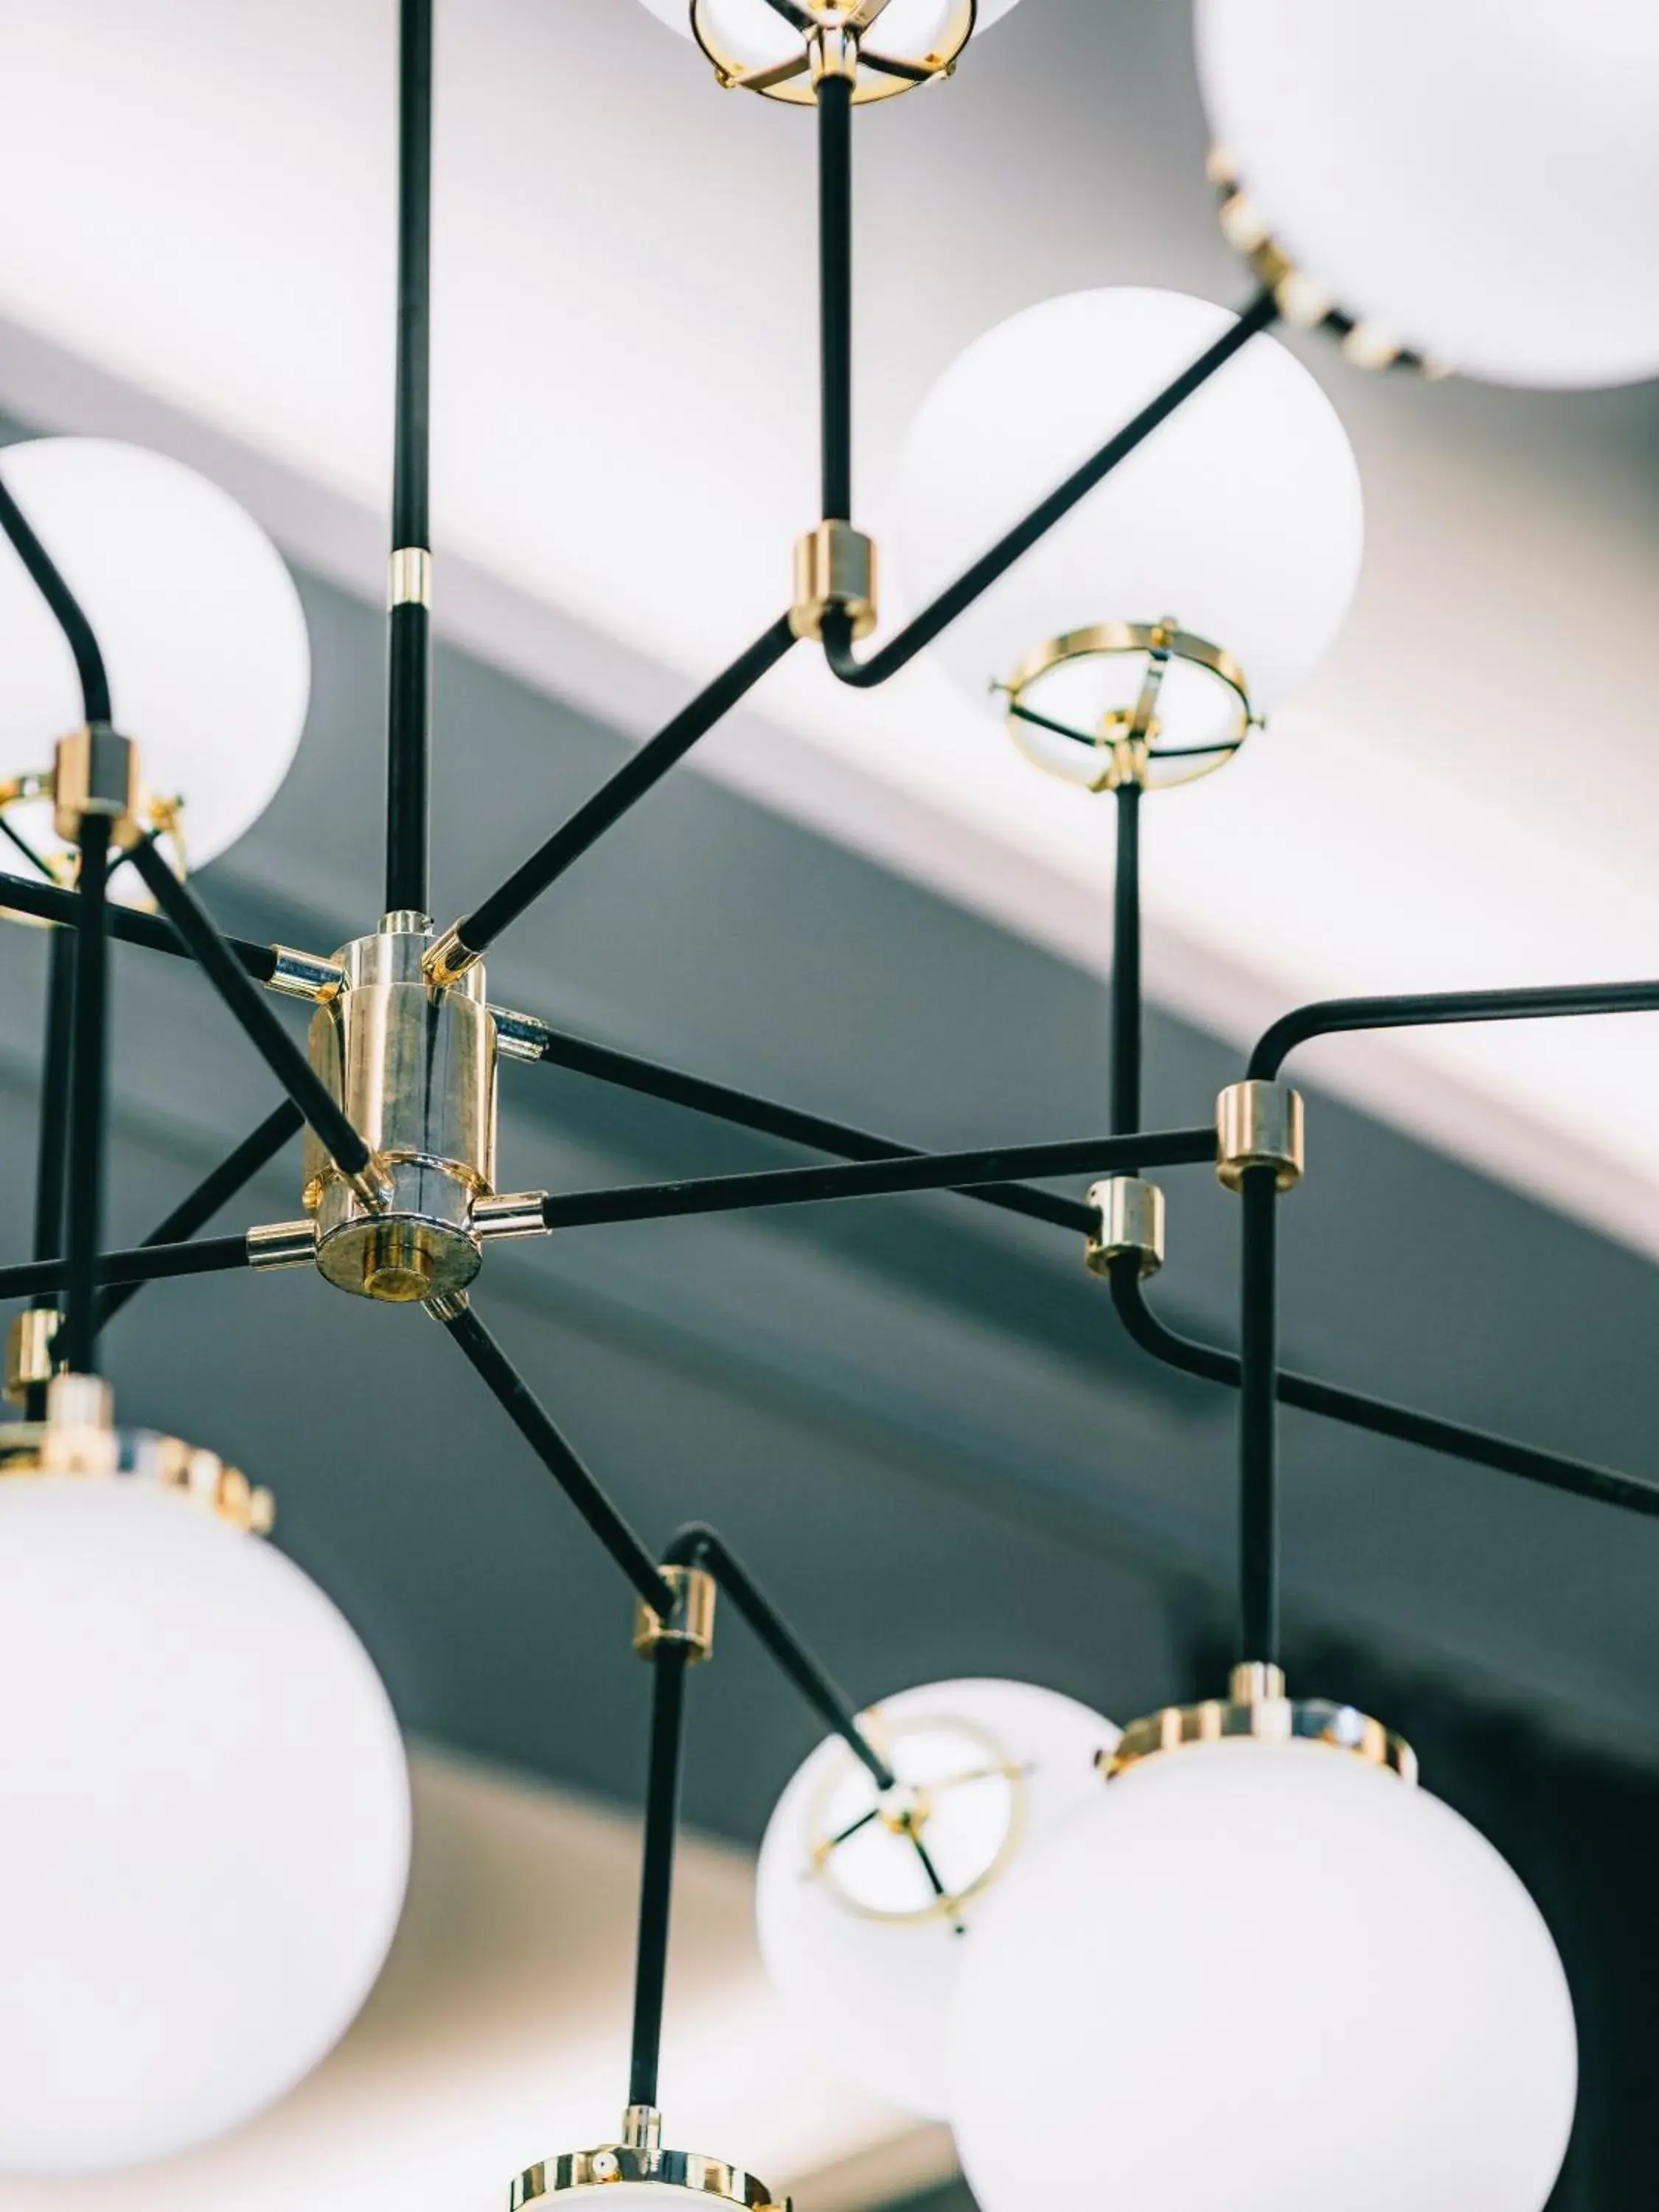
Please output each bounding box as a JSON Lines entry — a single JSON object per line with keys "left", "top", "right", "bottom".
{"left": 52, "top": 726, "right": 141, "bottom": 844}
{"left": 1085, "top": 1176, "right": 1166, "bottom": 1279}
{"left": 809, "top": 24, "right": 860, "bottom": 84}
{"left": 1216, "top": 1079, "right": 1305, "bottom": 1193}
{"left": 4, "top": 1309, "right": 59, "bottom": 1406}
{"left": 246, "top": 1220, "right": 320, "bottom": 1270}
{"left": 39, "top": 1371, "right": 117, "bottom": 1475}
{"left": 790, "top": 521, "right": 878, "bottom": 643}
{"left": 473, "top": 1192, "right": 551, "bottom": 1242}
{"left": 1102, "top": 1663, "right": 1417, "bottom": 1787}
{"left": 388, "top": 546, "right": 432, "bottom": 609}
{"left": 267, "top": 945, "right": 347, "bottom": 1004}
{"left": 633, "top": 1565, "right": 717, "bottom": 1663}
{"left": 422, "top": 920, "right": 482, "bottom": 989}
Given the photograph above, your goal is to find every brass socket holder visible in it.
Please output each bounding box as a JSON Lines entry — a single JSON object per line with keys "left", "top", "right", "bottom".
{"left": 52, "top": 726, "right": 142, "bottom": 844}
{"left": 692, "top": 0, "right": 974, "bottom": 105}
{"left": 1102, "top": 1661, "right": 1419, "bottom": 1787}
{"left": 1216, "top": 1080, "right": 1304, "bottom": 1194}
{"left": 1001, "top": 619, "right": 1254, "bottom": 794}
{"left": 4, "top": 1309, "right": 59, "bottom": 1406}
{"left": 633, "top": 1565, "right": 717, "bottom": 1663}
{"left": 790, "top": 521, "right": 878, "bottom": 643}
{"left": 512, "top": 2118, "right": 789, "bottom": 2212}
{"left": 1208, "top": 147, "right": 1447, "bottom": 380}
{"left": 0, "top": 1372, "right": 274, "bottom": 1531}
{"left": 1085, "top": 1175, "right": 1166, "bottom": 1279}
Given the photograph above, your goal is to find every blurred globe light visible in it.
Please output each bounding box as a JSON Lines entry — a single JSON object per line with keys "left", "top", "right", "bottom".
{"left": 0, "top": 1474, "right": 410, "bottom": 2174}
{"left": 950, "top": 1737, "right": 1576, "bottom": 2212}
{"left": 897, "top": 289, "right": 1363, "bottom": 762}
{"left": 756, "top": 1677, "right": 1116, "bottom": 2119}
{"left": 1196, "top": 0, "right": 1659, "bottom": 389}
{"left": 0, "top": 438, "right": 310, "bottom": 894}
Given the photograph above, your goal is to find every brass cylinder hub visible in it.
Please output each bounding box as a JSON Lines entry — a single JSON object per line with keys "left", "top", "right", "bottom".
{"left": 303, "top": 914, "right": 498, "bottom": 1303}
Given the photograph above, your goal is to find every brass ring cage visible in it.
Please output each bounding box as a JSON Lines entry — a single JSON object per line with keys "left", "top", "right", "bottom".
{"left": 1001, "top": 619, "right": 1255, "bottom": 793}
{"left": 689, "top": 0, "right": 977, "bottom": 105}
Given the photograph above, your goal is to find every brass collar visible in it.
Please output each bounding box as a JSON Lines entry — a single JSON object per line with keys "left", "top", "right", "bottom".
{"left": 1102, "top": 1663, "right": 1418, "bottom": 1787}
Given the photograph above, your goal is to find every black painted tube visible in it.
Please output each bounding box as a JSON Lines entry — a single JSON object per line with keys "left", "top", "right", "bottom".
{"left": 0, "top": 869, "right": 278, "bottom": 979}
{"left": 818, "top": 72, "right": 854, "bottom": 521}
{"left": 441, "top": 1302, "right": 676, "bottom": 1613}
{"left": 60, "top": 819, "right": 112, "bottom": 1374}
{"left": 0, "top": 473, "right": 112, "bottom": 724}
{"left": 822, "top": 290, "right": 1279, "bottom": 689}
{"left": 627, "top": 1644, "right": 689, "bottom": 2110}
{"left": 385, "top": 0, "right": 434, "bottom": 915}
{"left": 1249, "top": 978, "right": 1659, "bottom": 1081}
{"left": 1110, "top": 781, "right": 1141, "bottom": 1138}
{"left": 0, "top": 1236, "right": 252, "bottom": 1304}
{"left": 538, "top": 1124, "right": 1215, "bottom": 1231}
{"left": 1237, "top": 1169, "right": 1279, "bottom": 1661}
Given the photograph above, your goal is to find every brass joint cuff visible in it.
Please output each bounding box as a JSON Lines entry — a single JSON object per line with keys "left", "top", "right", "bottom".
{"left": 490, "top": 1005, "right": 551, "bottom": 1063}
{"left": 790, "top": 521, "right": 878, "bottom": 643}
{"left": 246, "top": 1220, "right": 319, "bottom": 1270}
{"left": 1216, "top": 1079, "right": 1304, "bottom": 1193}
{"left": 52, "top": 726, "right": 141, "bottom": 844}
{"left": 1085, "top": 1175, "right": 1166, "bottom": 1279}
{"left": 809, "top": 25, "right": 860, "bottom": 83}
{"left": 423, "top": 921, "right": 482, "bottom": 988}
{"left": 389, "top": 546, "right": 432, "bottom": 609}
{"left": 4, "top": 1310, "right": 59, "bottom": 1406}
{"left": 422, "top": 1289, "right": 471, "bottom": 1323}
{"left": 634, "top": 1565, "right": 717, "bottom": 1663}
{"left": 1103, "top": 1663, "right": 1417, "bottom": 1787}
{"left": 267, "top": 945, "right": 346, "bottom": 1004}
{"left": 473, "top": 1192, "right": 551, "bottom": 1242}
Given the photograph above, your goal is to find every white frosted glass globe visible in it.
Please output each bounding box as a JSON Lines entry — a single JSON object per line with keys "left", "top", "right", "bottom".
{"left": 1196, "top": 0, "right": 1659, "bottom": 389}
{"left": 950, "top": 1740, "right": 1576, "bottom": 2212}
{"left": 636, "top": 0, "right": 1023, "bottom": 67}
{"left": 0, "top": 1480, "right": 411, "bottom": 2175}
{"left": 0, "top": 438, "right": 310, "bottom": 888}
{"left": 897, "top": 290, "right": 1363, "bottom": 754}
{"left": 756, "top": 1677, "right": 1117, "bottom": 2120}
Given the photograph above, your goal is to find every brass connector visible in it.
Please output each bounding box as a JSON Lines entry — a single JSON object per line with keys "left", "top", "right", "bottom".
{"left": 473, "top": 1192, "right": 551, "bottom": 1242}
{"left": 491, "top": 1004, "right": 550, "bottom": 1064}
{"left": 1102, "top": 1663, "right": 1417, "bottom": 1787}
{"left": 267, "top": 946, "right": 347, "bottom": 1004}
{"left": 1085, "top": 1176, "right": 1166, "bottom": 1279}
{"left": 246, "top": 1220, "right": 320, "bottom": 1270}
{"left": 39, "top": 1371, "right": 117, "bottom": 1476}
{"left": 423, "top": 920, "right": 482, "bottom": 988}
{"left": 809, "top": 24, "right": 860, "bottom": 83}
{"left": 4, "top": 1309, "right": 59, "bottom": 1406}
{"left": 52, "top": 726, "right": 141, "bottom": 844}
{"left": 1216, "top": 1079, "right": 1305, "bottom": 1193}
{"left": 388, "top": 546, "right": 432, "bottom": 609}
{"left": 790, "top": 521, "right": 878, "bottom": 643}
{"left": 634, "top": 1565, "right": 717, "bottom": 1663}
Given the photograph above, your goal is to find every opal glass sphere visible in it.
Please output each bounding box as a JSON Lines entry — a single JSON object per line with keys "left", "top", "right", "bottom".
{"left": 950, "top": 1739, "right": 1577, "bottom": 2212}
{"left": 897, "top": 288, "right": 1363, "bottom": 753}
{"left": 756, "top": 1677, "right": 1116, "bottom": 2119}
{"left": 1197, "top": 0, "right": 1659, "bottom": 388}
{"left": 0, "top": 1481, "right": 410, "bottom": 2174}
{"left": 0, "top": 437, "right": 310, "bottom": 888}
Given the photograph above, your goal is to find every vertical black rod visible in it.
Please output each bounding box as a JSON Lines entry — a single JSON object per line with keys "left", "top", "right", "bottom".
{"left": 1110, "top": 780, "right": 1142, "bottom": 1137}
{"left": 386, "top": 0, "right": 434, "bottom": 916}
{"left": 1238, "top": 1166, "right": 1280, "bottom": 1662}
{"left": 628, "top": 1644, "right": 690, "bottom": 2110}
{"left": 32, "top": 925, "right": 77, "bottom": 1277}
{"left": 60, "top": 819, "right": 112, "bottom": 1374}
{"left": 818, "top": 72, "right": 854, "bottom": 521}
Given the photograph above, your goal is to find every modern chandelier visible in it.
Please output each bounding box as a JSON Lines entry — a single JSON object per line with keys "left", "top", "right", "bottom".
{"left": 0, "top": 1, "right": 1655, "bottom": 2205}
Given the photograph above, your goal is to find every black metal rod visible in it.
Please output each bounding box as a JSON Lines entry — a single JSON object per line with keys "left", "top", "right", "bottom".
{"left": 1107, "top": 1257, "right": 1659, "bottom": 1522}
{"left": 440, "top": 1301, "right": 676, "bottom": 1613}
{"left": 126, "top": 840, "right": 377, "bottom": 1181}
{"left": 386, "top": 0, "right": 434, "bottom": 915}
{"left": 1237, "top": 1168, "right": 1279, "bottom": 1661}
{"left": 32, "top": 925, "right": 77, "bottom": 1282}
{"left": 0, "top": 869, "right": 279, "bottom": 978}
{"left": 627, "top": 1642, "right": 689, "bottom": 2110}
{"left": 665, "top": 1523, "right": 894, "bottom": 1789}
{"left": 440, "top": 616, "right": 798, "bottom": 967}
{"left": 98, "top": 1101, "right": 303, "bottom": 1327}
{"left": 0, "top": 473, "right": 112, "bottom": 725}
{"left": 0, "top": 1235, "right": 251, "bottom": 1305}
{"left": 1110, "top": 780, "right": 1142, "bottom": 1137}
{"left": 532, "top": 1024, "right": 1094, "bottom": 1235}
{"left": 822, "top": 289, "right": 1279, "bottom": 689}
{"left": 60, "top": 819, "right": 113, "bottom": 1374}
{"left": 538, "top": 1124, "right": 1214, "bottom": 1231}
{"left": 818, "top": 72, "right": 854, "bottom": 521}
{"left": 1249, "top": 978, "right": 1659, "bottom": 1081}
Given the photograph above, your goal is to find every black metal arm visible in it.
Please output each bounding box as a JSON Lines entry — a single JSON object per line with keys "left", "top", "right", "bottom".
{"left": 0, "top": 1234, "right": 251, "bottom": 1304}
{"left": 628, "top": 1639, "right": 690, "bottom": 2110}
{"left": 27, "top": 925, "right": 78, "bottom": 1408}
{"left": 818, "top": 69, "right": 853, "bottom": 522}
{"left": 0, "top": 869, "right": 279, "bottom": 976}
{"left": 60, "top": 817, "right": 113, "bottom": 1374}
{"left": 821, "top": 290, "right": 1281, "bottom": 689}
{"left": 1237, "top": 1167, "right": 1279, "bottom": 1661}
{"left": 535, "top": 1124, "right": 1214, "bottom": 1231}
{"left": 386, "top": 0, "right": 434, "bottom": 914}
{"left": 0, "top": 471, "right": 112, "bottom": 725}
{"left": 1249, "top": 979, "right": 1659, "bottom": 1080}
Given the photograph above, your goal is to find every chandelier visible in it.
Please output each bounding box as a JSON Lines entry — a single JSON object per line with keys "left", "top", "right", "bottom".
{"left": 0, "top": 1, "right": 1655, "bottom": 2204}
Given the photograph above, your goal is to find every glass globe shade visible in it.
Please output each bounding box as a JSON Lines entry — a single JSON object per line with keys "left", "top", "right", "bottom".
{"left": 0, "top": 437, "right": 310, "bottom": 895}
{"left": 635, "top": 0, "right": 1024, "bottom": 69}
{"left": 1196, "top": 0, "right": 1659, "bottom": 389}
{"left": 897, "top": 289, "right": 1363, "bottom": 757}
{"left": 950, "top": 1739, "right": 1576, "bottom": 2212}
{"left": 754, "top": 1677, "right": 1116, "bottom": 2120}
{"left": 0, "top": 1478, "right": 411, "bottom": 2175}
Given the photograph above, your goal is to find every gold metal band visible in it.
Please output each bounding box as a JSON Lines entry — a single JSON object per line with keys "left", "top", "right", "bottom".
{"left": 1002, "top": 619, "right": 1253, "bottom": 794}
{"left": 1104, "top": 1662, "right": 1418, "bottom": 1786}
{"left": 246, "top": 1220, "right": 319, "bottom": 1270}
{"left": 0, "top": 1374, "right": 274, "bottom": 1534}
{"left": 389, "top": 546, "right": 432, "bottom": 609}
{"left": 491, "top": 1005, "right": 550, "bottom": 1063}
{"left": 1216, "top": 1080, "right": 1305, "bottom": 1194}
{"left": 52, "top": 726, "right": 142, "bottom": 844}
{"left": 268, "top": 945, "right": 347, "bottom": 1003}
{"left": 3, "top": 1309, "right": 59, "bottom": 1406}
{"left": 690, "top": 0, "right": 975, "bottom": 105}
{"left": 423, "top": 920, "right": 482, "bottom": 987}
{"left": 789, "top": 521, "right": 878, "bottom": 643}
{"left": 634, "top": 1565, "right": 717, "bottom": 1663}
{"left": 473, "top": 1192, "right": 552, "bottom": 1242}
{"left": 1085, "top": 1175, "right": 1166, "bottom": 1279}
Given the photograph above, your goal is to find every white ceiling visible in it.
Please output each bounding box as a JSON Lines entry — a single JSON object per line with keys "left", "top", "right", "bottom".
{"left": 1, "top": 0, "right": 1658, "bottom": 1242}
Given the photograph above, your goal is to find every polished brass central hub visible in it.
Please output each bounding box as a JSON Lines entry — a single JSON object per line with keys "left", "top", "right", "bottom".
{"left": 303, "top": 912, "right": 498, "bottom": 1303}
